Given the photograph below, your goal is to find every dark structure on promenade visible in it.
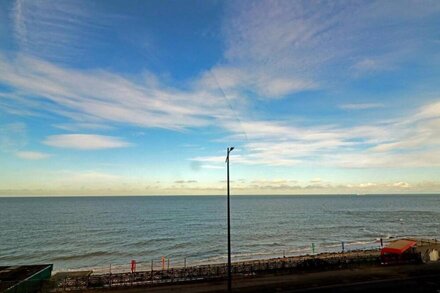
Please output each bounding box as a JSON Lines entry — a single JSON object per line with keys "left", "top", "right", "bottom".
{"left": 381, "top": 238, "right": 440, "bottom": 264}
{"left": 0, "top": 265, "right": 53, "bottom": 293}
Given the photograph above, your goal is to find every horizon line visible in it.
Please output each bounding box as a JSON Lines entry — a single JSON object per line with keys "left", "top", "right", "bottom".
{"left": 1, "top": 193, "right": 440, "bottom": 198}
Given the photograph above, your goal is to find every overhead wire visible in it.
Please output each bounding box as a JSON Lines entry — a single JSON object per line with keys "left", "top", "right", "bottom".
{"left": 209, "top": 70, "right": 250, "bottom": 145}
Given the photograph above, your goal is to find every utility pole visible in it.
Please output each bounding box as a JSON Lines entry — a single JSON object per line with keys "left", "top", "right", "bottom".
{"left": 226, "top": 147, "right": 234, "bottom": 292}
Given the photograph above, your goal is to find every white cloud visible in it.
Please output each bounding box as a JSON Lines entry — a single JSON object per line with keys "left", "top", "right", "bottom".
{"left": 43, "top": 134, "right": 131, "bottom": 150}
{"left": 414, "top": 101, "right": 440, "bottom": 121}
{"left": 370, "top": 103, "right": 440, "bottom": 155}
{"left": 198, "top": 67, "right": 244, "bottom": 91}
{"left": 12, "top": 0, "right": 437, "bottom": 101}
{"left": 193, "top": 100, "right": 440, "bottom": 168}
{"left": 0, "top": 55, "right": 233, "bottom": 131}
{"left": 359, "top": 183, "right": 377, "bottom": 188}
{"left": 392, "top": 182, "right": 410, "bottom": 188}
{"left": 253, "top": 76, "right": 316, "bottom": 98}
{"left": 2, "top": 1, "right": 440, "bottom": 173}
{"left": 15, "top": 151, "right": 51, "bottom": 160}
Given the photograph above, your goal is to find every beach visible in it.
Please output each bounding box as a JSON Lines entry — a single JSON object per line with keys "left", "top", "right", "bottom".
{"left": 51, "top": 249, "right": 380, "bottom": 290}
{"left": 49, "top": 249, "right": 440, "bottom": 292}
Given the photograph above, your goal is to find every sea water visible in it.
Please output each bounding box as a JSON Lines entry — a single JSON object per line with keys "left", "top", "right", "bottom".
{"left": 1, "top": 195, "right": 439, "bottom": 271}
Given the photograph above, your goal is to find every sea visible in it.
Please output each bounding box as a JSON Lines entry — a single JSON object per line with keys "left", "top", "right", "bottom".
{"left": 1, "top": 195, "right": 439, "bottom": 272}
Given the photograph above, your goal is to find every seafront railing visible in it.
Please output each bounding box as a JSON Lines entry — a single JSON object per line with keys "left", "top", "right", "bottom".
{"left": 50, "top": 249, "right": 381, "bottom": 291}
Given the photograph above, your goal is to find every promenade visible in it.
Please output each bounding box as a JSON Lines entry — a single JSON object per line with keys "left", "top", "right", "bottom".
{"left": 51, "top": 250, "right": 381, "bottom": 291}
{"left": 91, "top": 262, "right": 440, "bottom": 293}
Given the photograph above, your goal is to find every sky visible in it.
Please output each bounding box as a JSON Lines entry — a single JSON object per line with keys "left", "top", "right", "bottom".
{"left": 1, "top": 0, "right": 440, "bottom": 196}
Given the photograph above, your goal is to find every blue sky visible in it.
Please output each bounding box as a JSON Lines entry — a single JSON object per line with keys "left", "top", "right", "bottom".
{"left": 1, "top": 0, "right": 440, "bottom": 195}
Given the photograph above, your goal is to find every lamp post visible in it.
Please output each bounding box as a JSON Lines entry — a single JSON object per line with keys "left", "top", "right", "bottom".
{"left": 226, "top": 147, "right": 234, "bottom": 292}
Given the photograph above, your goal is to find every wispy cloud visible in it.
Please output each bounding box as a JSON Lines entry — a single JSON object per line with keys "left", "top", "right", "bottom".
{"left": 193, "top": 100, "right": 440, "bottom": 168}
{"left": 392, "top": 181, "right": 410, "bottom": 188}
{"left": 174, "top": 180, "right": 198, "bottom": 184}
{"left": 209, "top": 0, "right": 440, "bottom": 99}
{"left": 1, "top": 0, "right": 440, "bottom": 197}
{"left": 12, "top": 0, "right": 117, "bottom": 64}
{"left": 198, "top": 66, "right": 316, "bottom": 99}
{"left": 351, "top": 57, "right": 395, "bottom": 76}
{"left": 2, "top": 173, "right": 431, "bottom": 195}
{"left": 339, "top": 103, "right": 385, "bottom": 110}
{"left": 2, "top": 54, "right": 439, "bottom": 169}
{"left": 0, "top": 55, "right": 233, "bottom": 131}
{"left": 15, "top": 151, "right": 51, "bottom": 160}
{"left": 414, "top": 101, "right": 440, "bottom": 121}
{"left": 53, "top": 123, "right": 114, "bottom": 132}
{"left": 43, "top": 134, "right": 132, "bottom": 150}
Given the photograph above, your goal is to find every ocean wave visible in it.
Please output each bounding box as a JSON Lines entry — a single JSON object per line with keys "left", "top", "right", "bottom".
{"left": 195, "top": 246, "right": 315, "bottom": 265}
{"left": 120, "top": 237, "right": 177, "bottom": 248}
{"left": 245, "top": 242, "right": 284, "bottom": 247}
{"left": 51, "top": 251, "right": 119, "bottom": 261}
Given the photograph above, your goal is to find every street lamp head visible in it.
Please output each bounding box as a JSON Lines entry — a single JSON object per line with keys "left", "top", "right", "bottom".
{"left": 226, "top": 147, "right": 235, "bottom": 162}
